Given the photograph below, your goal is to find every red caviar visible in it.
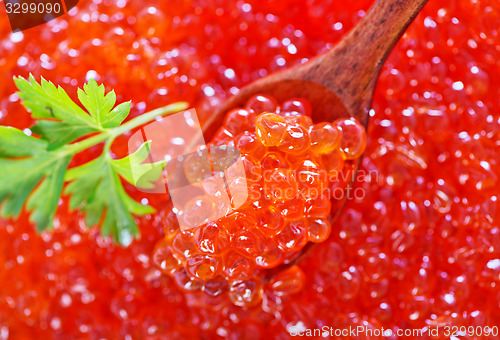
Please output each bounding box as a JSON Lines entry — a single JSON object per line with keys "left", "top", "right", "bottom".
{"left": 0, "top": 0, "right": 499, "bottom": 338}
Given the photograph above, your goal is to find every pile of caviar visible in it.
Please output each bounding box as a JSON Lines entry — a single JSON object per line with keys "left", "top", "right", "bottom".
{"left": 0, "top": 0, "right": 499, "bottom": 338}
{"left": 152, "top": 94, "right": 366, "bottom": 305}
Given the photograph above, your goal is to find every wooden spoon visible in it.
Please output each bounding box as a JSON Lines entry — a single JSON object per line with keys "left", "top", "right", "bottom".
{"left": 203, "top": 0, "right": 429, "bottom": 278}
{"left": 204, "top": 0, "right": 429, "bottom": 133}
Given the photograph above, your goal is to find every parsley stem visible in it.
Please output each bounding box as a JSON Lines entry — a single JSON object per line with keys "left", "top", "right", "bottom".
{"left": 61, "top": 130, "right": 111, "bottom": 155}
{"left": 61, "top": 102, "right": 189, "bottom": 156}
{"left": 111, "top": 102, "right": 189, "bottom": 138}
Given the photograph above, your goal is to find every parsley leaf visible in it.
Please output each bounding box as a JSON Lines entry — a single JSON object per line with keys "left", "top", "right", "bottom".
{"left": 111, "top": 141, "right": 166, "bottom": 190}
{"left": 77, "top": 79, "right": 131, "bottom": 129}
{"left": 30, "top": 120, "right": 97, "bottom": 150}
{"left": 14, "top": 75, "right": 100, "bottom": 148}
{"left": 0, "top": 127, "right": 70, "bottom": 230}
{"left": 65, "top": 149, "right": 157, "bottom": 245}
{"left": 0, "top": 75, "right": 188, "bottom": 245}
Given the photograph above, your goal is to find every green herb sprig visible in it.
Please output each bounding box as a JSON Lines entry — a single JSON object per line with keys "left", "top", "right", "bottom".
{"left": 0, "top": 75, "right": 188, "bottom": 245}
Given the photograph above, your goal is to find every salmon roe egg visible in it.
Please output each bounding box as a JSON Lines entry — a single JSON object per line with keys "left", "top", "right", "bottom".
{"left": 255, "top": 203, "right": 284, "bottom": 236}
{"left": 278, "top": 123, "right": 310, "bottom": 154}
{"left": 320, "top": 148, "right": 346, "bottom": 177}
{"left": 269, "top": 266, "right": 306, "bottom": 296}
{"left": 245, "top": 94, "right": 279, "bottom": 115}
{"left": 294, "top": 158, "right": 328, "bottom": 198}
{"left": 281, "top": 98, "right": 312, "bottom": 117}
{"left": 223, "top": 251, "right": 255, "bottom": 280}
{"left": 153, "top": 240, "right": 182, "bottom": 274}
{"left": 229, "top": 279, "right": 263, "bottom": 307}
{"left": 334, "top": 118, "right": 367, "bottom": 159}
{"left": 185, "top": 254, "right": 221, "bottom": 280}
{"left": 307, "top": 218, "right": 332, "bottom": 243}
{"left": 183, "top": 148, "right": 212, "bottom": 183}
{"left": 223, "top": 108, "right": 254, "bottom": 136}
{"left": 309, "top": 122, "right": 342, "bottom": 154}
{"left": 255, "top": 113, "right": 287, "bottom": 146}
{"left": 274, "top": 219, "right": 308, "bottom": 252}
{"left": 264, "top": 169, "right": 298, "bottom": 203}
{"left": 235, "top": 131, "right": 267, "bottom": 158}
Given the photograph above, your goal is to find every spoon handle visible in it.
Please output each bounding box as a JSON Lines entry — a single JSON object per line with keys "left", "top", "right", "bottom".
{"left": 303, "top": 0, "right": 429, "bottom": 121}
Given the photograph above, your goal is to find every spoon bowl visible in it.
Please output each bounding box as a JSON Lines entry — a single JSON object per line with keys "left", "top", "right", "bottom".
{"left": 202, "top": 79, "right": 351, "bottom": 140}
